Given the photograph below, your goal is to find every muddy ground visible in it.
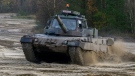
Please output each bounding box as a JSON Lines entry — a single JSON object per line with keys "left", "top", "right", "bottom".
{"left": 0, "top": 13, "right": 135, "bottom": 76}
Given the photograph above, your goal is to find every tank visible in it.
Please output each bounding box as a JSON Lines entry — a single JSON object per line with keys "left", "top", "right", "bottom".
{"left": 20, "top": 10, "right": 114, "bottom": 65}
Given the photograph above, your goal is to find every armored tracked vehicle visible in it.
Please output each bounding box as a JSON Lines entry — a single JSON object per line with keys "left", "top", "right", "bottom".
{"left": 20, "top": 10, "right": 114, "bottom": 65}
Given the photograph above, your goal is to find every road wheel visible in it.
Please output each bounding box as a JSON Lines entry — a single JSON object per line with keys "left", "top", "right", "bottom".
{"left": 22, "top": 43, "right": 40, "bottom": 63}
{"left": 69, "top": 47, "right": 84, "bottom": 65}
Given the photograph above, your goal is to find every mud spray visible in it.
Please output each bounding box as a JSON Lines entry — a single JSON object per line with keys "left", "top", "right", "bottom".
{"left": 84, "top": 40, "right": 135, "bottom": 65}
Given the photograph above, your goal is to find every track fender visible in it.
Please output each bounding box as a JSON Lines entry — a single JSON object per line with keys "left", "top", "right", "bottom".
{"left": 67, "top": 41, "right": 94, "bottom": 50}
{"left": 20, "top": 35, "right": 33, "bottom": 43}
{"left": 67, "top": 41, "right": 91, "bottom": 50}
{"left": 67, "top": 41, "right": 108, "bottom": 52}
{"left": 79, "top": 42, "right": 108, "bottom": 52}
{"left": 67, "top": 41, "right": 93, "bottom": 50}
{"left": 67, "top": 41, "right": 80, "bottom": 47}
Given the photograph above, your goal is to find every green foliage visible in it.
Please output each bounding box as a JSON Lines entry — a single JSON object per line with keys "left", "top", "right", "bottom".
{"left": 109, "top": 0, "right": 130, "bottom": 32}
{"left": 93, "top": 0, "right": 131, "bottom": 33}
{"left": 17, "top": 10, "right": 29, "bottom": 16}
{"left": 47, "top": 0, "right": 132, "bottom": 33}
{"left": 93, "top": 11, "right": 106, "bottom": 29}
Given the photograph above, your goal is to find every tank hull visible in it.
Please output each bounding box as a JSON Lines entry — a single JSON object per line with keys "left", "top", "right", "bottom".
{"left": 20, "top": 34, "right": 114, "bottom": 53}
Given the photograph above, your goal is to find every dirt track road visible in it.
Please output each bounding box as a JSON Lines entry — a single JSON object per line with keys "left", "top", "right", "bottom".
{"left": 0, "top": 13, "right": 135, "bottom": 76}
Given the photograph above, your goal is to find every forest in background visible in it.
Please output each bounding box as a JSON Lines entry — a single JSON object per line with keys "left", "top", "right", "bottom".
{"left": 0, "top": 0, "right": 135, "bottom": 35}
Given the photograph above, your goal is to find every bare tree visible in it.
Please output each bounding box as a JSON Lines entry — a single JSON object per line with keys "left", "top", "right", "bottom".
{"left": 36, "top": 0, "right": 66, "bottom": 26}
{"left": 126, "top": 0, "right": 135, "bottom": 33}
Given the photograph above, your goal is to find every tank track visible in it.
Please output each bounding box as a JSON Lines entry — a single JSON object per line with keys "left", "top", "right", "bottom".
{"left": 69, "top": 47, "right": 111, "bottom": 65}
{"left": 69, "top": 47, "right": 84, "bottom": 65}
{"left": 21, "top": 43, "right": 40, "bottom": 63}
